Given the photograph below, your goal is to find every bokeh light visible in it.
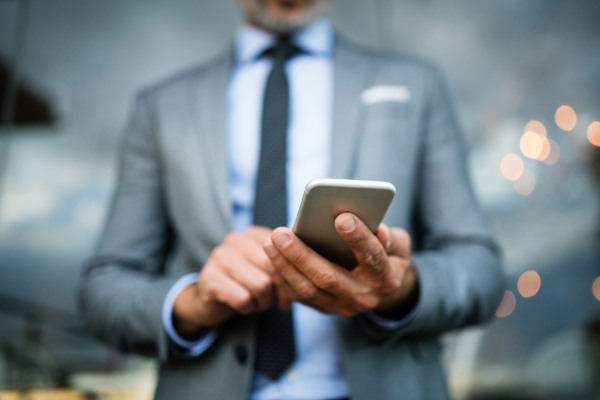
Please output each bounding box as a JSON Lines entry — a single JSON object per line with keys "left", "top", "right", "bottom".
{"left": 593, "top": 277, "right": 600, "bottom": 301}
{"left": 496, "top": 290, "right": 516, "bottom": 317}
{"left": 555, "top": 105, "right": 577, "bottom": 131}
{"left": 542, "top": 139, "right": 560, "bottom": 165}
{"left": 524, "top": 120, "right": 547, "bottom": 137}
{"left": 588, "top": 121, "right": 600, "bottom": 147}
{"left": 500, "top": 153, "right": 524, "bottom": 181}
{"left": 514, "top": 169, "right": 536, "bottom": 196}
{"left": 535, "top": 135, "right": 551, "bottom": 161}
{"left": 518, "top": 270, "right": 541, "bottom": 298}
{"left": 520, "top": 131, "right": 544, "bottom": 159}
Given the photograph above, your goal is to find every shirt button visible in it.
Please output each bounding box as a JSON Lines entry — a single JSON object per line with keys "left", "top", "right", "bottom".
{"left": 234, "top": 344, "right": 248, "bottom": 365}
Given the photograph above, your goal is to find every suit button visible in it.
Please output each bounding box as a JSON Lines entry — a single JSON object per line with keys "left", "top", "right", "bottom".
{"left": 234, "top": 344, "right": 248, "bottom": 365}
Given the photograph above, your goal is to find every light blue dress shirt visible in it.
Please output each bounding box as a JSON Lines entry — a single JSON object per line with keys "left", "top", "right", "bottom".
{"left": 161, "top": 19, "right": 416, "bottom": 400}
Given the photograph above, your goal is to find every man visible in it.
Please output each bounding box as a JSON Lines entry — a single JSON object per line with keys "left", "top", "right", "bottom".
{"left": 79, "top": 0, "right": 505, "bottom": 399}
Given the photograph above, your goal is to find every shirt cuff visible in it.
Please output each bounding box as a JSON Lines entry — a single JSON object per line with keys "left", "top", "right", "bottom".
{"left": 363, "top": 303, "right": 419, "bottom": 331}
{"left": 161, "top": 272, "right": 219, "bottom": 358}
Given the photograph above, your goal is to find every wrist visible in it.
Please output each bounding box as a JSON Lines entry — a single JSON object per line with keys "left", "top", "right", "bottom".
{"left": 172, "top": 284, "right": 234, "bottom": 339}
{"left": 172, "top": 284, "right": 208, "bottom": 339}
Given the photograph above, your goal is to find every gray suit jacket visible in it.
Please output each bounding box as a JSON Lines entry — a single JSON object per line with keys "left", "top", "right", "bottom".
{"left": 79, "top": 37, "right": 504, "bottom": 400}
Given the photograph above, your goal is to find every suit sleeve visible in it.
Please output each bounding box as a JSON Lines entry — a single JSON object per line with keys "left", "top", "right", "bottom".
{"left": 78, "top": 92, "right": 180, "bottom": 361}
{"left": 358, "top": 68, "right": 505, "bottom": 340}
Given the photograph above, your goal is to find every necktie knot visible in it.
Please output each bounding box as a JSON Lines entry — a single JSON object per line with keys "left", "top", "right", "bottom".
{"left": 262, "top": 36, "right": 303, "bottom": 63}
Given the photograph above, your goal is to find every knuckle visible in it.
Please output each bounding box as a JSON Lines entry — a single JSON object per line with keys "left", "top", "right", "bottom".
{"left": 245, "top": 226, "right": 262, "bottom": 241}
{"left": 224, "top": 232, "right": 242, "bottom": 245}
{"left": 199, "top": 285, "right": 215, "bottom": 303}
{"left": 363, "top": 245, "right": 385, "bottom": 267}
{"left": 255, "top": 275, "right": 272, "bottom": 294}
{"left": 298, "top": 283, "right": 318, "bottom": 301}
{"left": 211, "top": 245, "right": 228, "bottom": 262}
{"left": 199, "top": 266, "right": 212, "bottom": 280}
{"left": 198, "top": 270, "right": 210, "bottom": 284}
{"left": 199, "top": 277, "right": 220, "bottom": 301}
{"left": 234, "top": 292, "right": 252, "bottom": 312}
{"left": 314, "top": 271, "right": 337, "bottom": 290}
{"left": 383, "top": 275, "right": 402, "bottom": 293}
{"left": 355, "top": 295, "right": 378, "bottom": 312}
{"left": 199, "top": 268, "right": 219, "bottom": 287}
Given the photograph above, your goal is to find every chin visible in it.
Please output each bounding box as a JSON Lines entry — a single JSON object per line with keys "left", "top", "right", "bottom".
{"left": 241, "top": 0, "right": 330, "bottom": 34}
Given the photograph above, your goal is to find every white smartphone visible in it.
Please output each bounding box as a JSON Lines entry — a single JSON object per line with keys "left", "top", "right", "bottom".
{"left": 292, "top": 179, "right": 396, "bottom": 270}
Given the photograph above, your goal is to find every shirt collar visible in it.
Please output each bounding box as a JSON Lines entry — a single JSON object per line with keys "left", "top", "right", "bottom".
{"left": 234, "top": 18, "right": 334, "bottom": 65}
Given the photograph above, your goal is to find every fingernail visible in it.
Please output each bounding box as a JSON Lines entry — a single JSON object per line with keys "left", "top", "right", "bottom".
{"left": 272, "top": 232, "right": 290, "bottom": 248}
{"left": 264, "top": 243, "right": 279, "bottom": 257}
{"left": 340, "top": 216, "right": 355, "bottom": 232}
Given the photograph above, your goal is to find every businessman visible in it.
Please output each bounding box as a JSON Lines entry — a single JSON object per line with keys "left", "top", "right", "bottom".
{"left": 79, "top": 0, "right": 505, "bottom": 399}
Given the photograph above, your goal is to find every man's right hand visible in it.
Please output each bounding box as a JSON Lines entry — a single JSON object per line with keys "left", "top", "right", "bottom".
{"left": 172, "top": 226, "right": 275, "bottom": 339}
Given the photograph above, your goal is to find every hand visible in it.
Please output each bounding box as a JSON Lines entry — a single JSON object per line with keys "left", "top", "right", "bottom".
{"left": 263, "top": 213, "right": 418, "bottom": 319}
{"left": 172, "top": 226, "right": 275, "bottom": 339}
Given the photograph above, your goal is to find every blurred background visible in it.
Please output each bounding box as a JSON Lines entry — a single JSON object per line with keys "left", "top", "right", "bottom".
{"left": 0, "top": 0, "right": 599, "bottom": 399}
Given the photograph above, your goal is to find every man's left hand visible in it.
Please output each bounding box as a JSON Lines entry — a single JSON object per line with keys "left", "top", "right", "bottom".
{"left": 263, "top": 213, "right": 419, "bottom": 319}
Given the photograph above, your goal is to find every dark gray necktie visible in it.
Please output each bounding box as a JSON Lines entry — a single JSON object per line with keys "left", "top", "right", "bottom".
{"left": 253, "top": 37, "right": 301, "bottom": 381}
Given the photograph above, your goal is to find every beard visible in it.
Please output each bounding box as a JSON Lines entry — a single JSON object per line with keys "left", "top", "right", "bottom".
{"left": 239, "top": 0, "right": 331, "bottom": 34}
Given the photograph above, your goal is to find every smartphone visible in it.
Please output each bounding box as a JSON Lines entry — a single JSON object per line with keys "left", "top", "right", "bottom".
{"left": 292, "top": 179, "right": 396, "bottom": 270}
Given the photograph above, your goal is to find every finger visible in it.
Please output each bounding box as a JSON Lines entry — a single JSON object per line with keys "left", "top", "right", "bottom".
{"left": 270, "top": 227, "right": 360, "bottom": 297}
{"left": 226, "top": 232, "right": 272, "bottom": 268}
{"left": 386, "top": 227, "right": 412, "bottom": 259}
{"left": 335, "top": 213, "right": 389, "bottom": 277}
{"left": 228, "top": 234, "right": 276, "bottom": 310}
{"left": 260, "top": 248, "right": 294, "bottom": 310}
{"left": 376, "top": 223, "right": 391, "bottom": 251}
{"left": 264, "top": 264, "right": 294, "bottom": 310}
{"left": 245, "top": 225, "right": 273, "bottom": 244}
{"left": 264, "top": 240, "right": 339, "bottom": 308}
{"left": 203, "top": 268, "right": 256, "bottom": 315}
{"left": 211, "top": 246, "right": 274, "bottom": 311}
{"left": 263, "top": 244, "right": 360, "bottom": 315}
{"left": 276, "top": 285, "right": 294, "bottom": 311}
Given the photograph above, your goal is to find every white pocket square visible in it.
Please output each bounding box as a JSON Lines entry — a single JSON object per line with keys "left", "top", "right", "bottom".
{"left": 360, "top": 85, "right": 411, "bottom": 105}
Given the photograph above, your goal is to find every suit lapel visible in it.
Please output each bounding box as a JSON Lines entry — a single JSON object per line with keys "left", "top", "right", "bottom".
{"left": 188, "top": 39, "right": 371, "bottom": 234}
{"left": 192, "top": 53, "right": 232, "bottom": 232}
{"left": 330, "top": 38, "right": 372, "bottom": 180}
